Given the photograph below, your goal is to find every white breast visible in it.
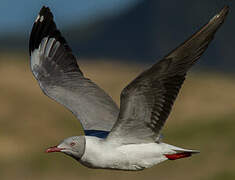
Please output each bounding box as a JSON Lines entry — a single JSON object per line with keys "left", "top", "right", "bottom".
{"left": 80, "top": 136, "right": 171, "bottom": 171}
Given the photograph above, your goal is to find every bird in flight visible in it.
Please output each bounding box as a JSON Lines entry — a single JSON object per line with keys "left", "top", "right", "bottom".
{"left": 29, "top": 6, "right": 229, "bottom": 171}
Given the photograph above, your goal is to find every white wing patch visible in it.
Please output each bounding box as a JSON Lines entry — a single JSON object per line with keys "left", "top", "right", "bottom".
{"left": 35, "top": 15, "right": 44, "bottom": 23}
{"left": 45, "top": 38, "right": 56, "bottom": 57}
{"left": 35, "top": 15, "right": 40, "bottom": 22}
{"left": 31, "top": 48, "right": 41, "bottom": 78}
{"left": 40, "top": 15, "right": 44, "bottom": 22}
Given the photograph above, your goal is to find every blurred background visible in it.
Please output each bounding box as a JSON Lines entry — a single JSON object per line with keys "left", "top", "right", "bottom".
{"left": 0, "top": 0, "right": 235, "bottom": 179}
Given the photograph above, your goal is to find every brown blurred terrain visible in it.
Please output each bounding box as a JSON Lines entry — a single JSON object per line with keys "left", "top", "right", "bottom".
{"left": 0, "top": 53, "right": 235, "bottom": 180}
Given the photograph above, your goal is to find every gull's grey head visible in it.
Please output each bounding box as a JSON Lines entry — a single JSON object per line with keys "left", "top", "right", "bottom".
{"left": 46, "top": 136, "right": 86, "bottom": 160}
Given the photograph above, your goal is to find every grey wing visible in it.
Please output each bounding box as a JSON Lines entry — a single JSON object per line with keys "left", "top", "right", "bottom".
{"left": 29, "top": 7, "right": 119, "bottom": 132}
{"left": 107, "top": 6, "right": 229, "bottom": 144}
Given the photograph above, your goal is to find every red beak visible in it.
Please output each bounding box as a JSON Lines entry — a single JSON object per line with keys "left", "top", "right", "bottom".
{"left": 46, "top": 146, "right": 65, "bottom": 153}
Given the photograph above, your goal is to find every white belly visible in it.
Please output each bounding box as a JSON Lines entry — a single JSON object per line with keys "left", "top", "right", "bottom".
{"left": 80, "top": 136, "right": 173, "bottom": 171}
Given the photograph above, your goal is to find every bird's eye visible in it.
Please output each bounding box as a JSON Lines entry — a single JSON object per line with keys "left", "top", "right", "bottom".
{"left": 70, "top": 142, "right": 75, "bottom": 146}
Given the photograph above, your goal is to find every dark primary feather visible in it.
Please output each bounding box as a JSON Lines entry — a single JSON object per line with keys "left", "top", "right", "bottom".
{"left": 29, "top": 6, "right": 119, "bottom": 132}
{"left": 29, "top": 6, "right": 81, "bottom": 74}
{"left": 107, "top": 6, "right": 229, "bottom": 144}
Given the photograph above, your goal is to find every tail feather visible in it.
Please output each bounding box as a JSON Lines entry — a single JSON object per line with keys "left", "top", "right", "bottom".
{"left": 163, "top": 143, "right": 199, "bottom": 160}
{"left": 165, "top": 151, "right": 199, "bottom": 160}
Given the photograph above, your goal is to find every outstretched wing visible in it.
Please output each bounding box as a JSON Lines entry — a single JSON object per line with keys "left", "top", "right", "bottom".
{"left": 29, "top": 6, "right": 119, "bottom": 135}
{"left": 107, "top": 6, "right": 229, "bottom": 144}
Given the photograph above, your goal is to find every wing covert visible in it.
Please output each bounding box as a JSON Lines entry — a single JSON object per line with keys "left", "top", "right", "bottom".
{"left": 29, "top": 6, "right": 119, "bottom": 133}
{"left": 107, "top": 6, "right": 229, "bottom": 144}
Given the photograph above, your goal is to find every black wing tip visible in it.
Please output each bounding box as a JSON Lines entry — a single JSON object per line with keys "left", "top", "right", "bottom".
{"left": 200, "top": 5, "right": 229, "bottom": 41}
{"left": 39, "top": 6, "right": 53, "bottom": 19}
{"left": 29, "top": 6, "right": 70, "bottom": 55}
{"left": 221, "top": 5, "right": 229, "bottom": 15}
{"left": 210, "top": 5, "right": 229, "bottom": 24}
{"left": 29, "top": 5, "right": 68, "bottom": 56}
{"left": 40, "top": 6, "right": 50, "bottom": 11}
{"left": 165, "top": 5, "right": 229, "bottom": 60}
{"left": 29, "top": 6, "right": 54, "bottom": 54}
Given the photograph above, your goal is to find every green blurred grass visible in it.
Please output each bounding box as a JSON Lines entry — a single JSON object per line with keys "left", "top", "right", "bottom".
{"left": 0, "top": 53, "right": 235, "bottom": 180}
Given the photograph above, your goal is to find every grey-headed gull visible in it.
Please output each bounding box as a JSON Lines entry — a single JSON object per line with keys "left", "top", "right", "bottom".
{"left": 29, "top": 6, "right": 229, "bottom": 171}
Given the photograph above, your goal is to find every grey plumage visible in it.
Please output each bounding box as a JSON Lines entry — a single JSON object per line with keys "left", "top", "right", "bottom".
{"left": 58, "top": 136, "right": 86, "bottom": 160}
{"left": 29, "top": 5, "right": 228, "bottom": 145}
{"left": 30, "top": 6, "right": 229, "bottom": 170}
{"left": 107, "top": 6, "right": 229, "bottom": 144}
{"left": 29, "top": 7, "right": 119, "bottom": 132}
